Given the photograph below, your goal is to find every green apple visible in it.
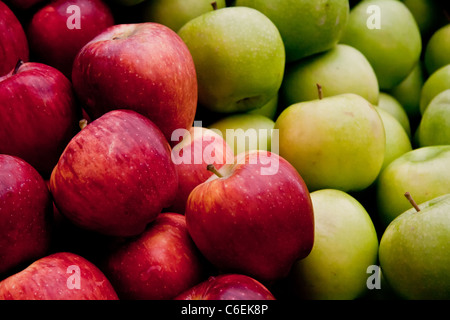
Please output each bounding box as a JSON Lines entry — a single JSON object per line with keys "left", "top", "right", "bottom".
{"left": 376, "top": 145, "right": 450, "bottom": 227}
{"left": 379, "top": 193, "right": 450, "bottom": 300}
{"left": 376, "top": 107, "right": 412, "bottom": 172}
{"left": 274, "top": 93, "right": 385, "bottom": 192}
{"left": 424, "top": 24, "right": 450, "bottom": 75}
{"left": 388, "top": 62, "right": 425, "bottom": 120}
{"left": 419, "top": 64, "right": 450, "bottom": 114}
{"left": 418, "top": 89, "right": 450, "bottom": 147}
{"left": 208, "top": 113, "right": 275, "bottom": 155}
{"left": 340, "top": 0, "right": 422, "bottom": 90}
{"left": 178, "top": 7, "right": 285, "bottom": 113}
{"left": 235, "top": 0, "right": 349, "bottom": 62}
{"left": 401, "top": 0, "right": 447, "bottom": 38}
{"left": 248, "top": 94, "right": 278, "bottom": 120}
{"left": 142, "top": 0, "right": 226, "bottom": 32}
{"left": 289, "top": 189, "right": 379, "bottom": 300}
{"left": 377, "top": 92, "right": 411, "bottom": 137}
{"left": 281, "top": 44, "right": 379, "bottom": 106}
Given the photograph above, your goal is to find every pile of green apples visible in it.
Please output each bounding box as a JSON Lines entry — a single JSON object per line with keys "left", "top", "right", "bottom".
{"left": 167, "top": 0, "right": 450, "bottom": 300}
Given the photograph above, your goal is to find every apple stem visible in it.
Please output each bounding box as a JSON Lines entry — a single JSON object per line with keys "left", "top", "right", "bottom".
{"left": 211, "top": 1, "right": 218, "bottom": 10}
{"left": 207, "top": 164, "right": 223, "bottom": 178}
{"left": 404, "top": 192, "right": 420, "bottom": 212}
{"left": 316, "top": 83, "right": 323, "bottom": 100}
{"left": 79, "top": 119, "right": 88, "bottom": 130}
{"left": 13, "top": 59, "right": 24, "bottom": 75}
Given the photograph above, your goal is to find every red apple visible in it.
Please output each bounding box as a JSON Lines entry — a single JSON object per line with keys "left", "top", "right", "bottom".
{"left": 49, "top": 109, "right": 178, "bottom": 237}
{"left": 27, "top": 0, "right": 114, "bottom": 78}
{"left": 0, "top": 252, "right": 118, "bottom": 300}
{"left": 0, "top": 1, "right": 29, "bottom": 76}
{"left": 71, "top": 22, "right": 198, "bottom": 143}
{"left": 5, "top": 0, "right": 46, "bottom": 10}
{"left": 0, "top": 154, "right": 52, "bottom": 276}
{"left": 0, "top": 61, "right": 80, "bottom": 178}
{"left": 103, "top": 212, "right": 206, "bottom": 300}
{"left": 175, "top": 274, "right": 276, "bottom": 300}
{"left": 185, "top": 150, "right": 314, "bottom": 283}
{"left": 170, "top": 126, "right": 234, "bottom": 214}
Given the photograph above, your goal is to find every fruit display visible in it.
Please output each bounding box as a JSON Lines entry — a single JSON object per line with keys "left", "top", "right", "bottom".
{"left": 0, "top": 0, "right": 449, "bottom": 304}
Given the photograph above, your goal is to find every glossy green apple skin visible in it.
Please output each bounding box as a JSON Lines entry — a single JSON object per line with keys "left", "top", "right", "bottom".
{"left": 142, "top": 0, "right": 226, "bottom": 32}
{"left": 424, "top": 24, "right": 450, "bottom": 75}
{"left": 178, "top": 7, "right": 285, "bottom": 113}
{"left": 402, "top": 0, "right": 447, "bottom": 38}
{"left": 376, "top": 108, "right": 412, "bottom": 172}
{"left": 290, "top": 189, "right": 379, "bottom": 300}
{"left": 376, "top": 146, "right": 450, "bottom": 227}
{"left": 377, "top": 92, "right": 411, "bottom": 137}
{"left": 208, "top": 113, "right": 274, "bottom": 156}
{"left": 388, "top": 62, "right": 424, "bottom": 120}
{"left": 235, "top": 0, "right": 349, "bottom": 62}
{"left": 274, "top": 93, "right": 385, "bottom": 192}
{"left": 281, "top": 44, "right": 379, "bottom": 106}
{"left": 379, "top": 194, "right": 450, "bottom": 300}
{"left": 340, "top": 0, "right": 422, "bottom": 90}
{"left": 418, "top": 90, "right": 450, "bottom": 147}
{"left": 248, "top": 94, "right": 278, "bottom": 120}
{"left": 420, "top": 64, "right": 450, "bottom": 114}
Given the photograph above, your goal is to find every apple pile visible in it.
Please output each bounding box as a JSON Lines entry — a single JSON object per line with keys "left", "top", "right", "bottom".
{"left": 0, "top": 0, "right": 449, "bottom": 301}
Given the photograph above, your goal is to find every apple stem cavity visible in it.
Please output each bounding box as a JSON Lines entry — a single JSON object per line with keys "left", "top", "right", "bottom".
{"left": 207, "top": 164, "right": 223, "bottom": 178}
{"left": 404, "top": 192, "right": 421, "bottom": 212}
{"left": 211, "top": 1, "right": 218, "bottom": 10}
{"left": 13, "top": 59, "right": 24, "bottom": 75}
{"left": 79, "top": 119, "right": 88, "bottom": 130}
{"left": 316, "top": 83, "right": 323, "bottom": 100}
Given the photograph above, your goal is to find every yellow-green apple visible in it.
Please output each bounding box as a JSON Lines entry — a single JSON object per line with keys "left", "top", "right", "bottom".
{"left": 377, "top": 92, "right": 411, "bottom": 137}
{"left": 142, "top": 0, "right": 226, "bottom": 32}
{"left": 248, "top": 94, "right": 278, "bottom": 120}
{"left": 289, "top": 189, "right": 378, "bottom": 300}
{"left": 340, "top": 0, "right": 422, "bottom": 90}
{"left": 185, "top": 151, "right": 314, "bottom": 283}
{"left": 281, "top": 44, "right": 379, "bottom": 106}
{"left": 388, "top": 62, "right": 425, "bottom": 121}
{"left": 0, "top": 252, "right": 118, "bottom": 300}
{"left": 170, "top": 126, "right": 233, "bottom": 214}
{"left": 102, "top": 213, "right": 206, "bottom": 300}
{"left": 27, "top": 0, "right": 114, "bottom": 78}
{"left": 208, "top": 114, "right": 275, "bottom": 156}
{"left": 235, "top": 0, "right": 349, "bottom": 62}
{"left": 379, "top": 193, "right": 450, "bottom": 299}
{"left": 418, "top": 90, "right": 450, "bottom": 146}
{"left": 420, "top": 64, "right": 450, "bottom": 114}
{"left": 0, "top": 1, "right": 28, "bottom": 76}
{"left": 0, "top": 61, "right": 80, "bottom": 178}
{"left": 71, "top": 22, "right": 198, "bottom": 143}
{"left": 376, "top": 108, "right": 412, "bottom": 172}
{"left": 376, "top": 145, "right": 450, "bottom": 227}
{"left": 177, "top": 7, "right": 285, "bottom": 113}
{"left": 49, "top": 110, "right": 178, "bottom": 237}
{"left": 175, "top": 274, "right": 275, "bottom": 300}
{"left": 401, "top": 0, "right": 447, "bottom": 39}
{"left": 0, "top": 155, "right": 52, "bottom": 277}
{"left": 274, "top": 93, "right": 386, "bottom": 192}
{"left": 424, "top": 24, "right": 450, "bottom": 75}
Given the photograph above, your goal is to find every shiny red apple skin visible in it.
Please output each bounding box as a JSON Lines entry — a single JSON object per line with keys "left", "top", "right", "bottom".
{"left": 27, "top": 0, "right": 114, "bottom": 78}
{"left": 170, "top": 127, "right": 234, "bottom": 214}
{"left": 5, "top": 0, "right": 45, "bottom": 9}
{"left": 0, "top": 61, "right": 80, "bottom": 178}
{"left": 175, "top": 274, "right": 276, "bottom": 300}
{"left": 0, "top": 154, "right": 52, "bottom": 276}
{"left": 185, "top": 150, "right": 314, "bottom": 283}
{"left": 103, "top": 212, "right": 206, "bottom": 300}
{"left": 0, "top": 1, "right": 28, "bottom": 76}
{"left": 0, "top": 252, "right": 118, "bottom": 300}
{"left": 71, "top": 23, "right": 198, "bottom": 143}
{"left": 49, "top": 110, "right": 178, "bottom": 237}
